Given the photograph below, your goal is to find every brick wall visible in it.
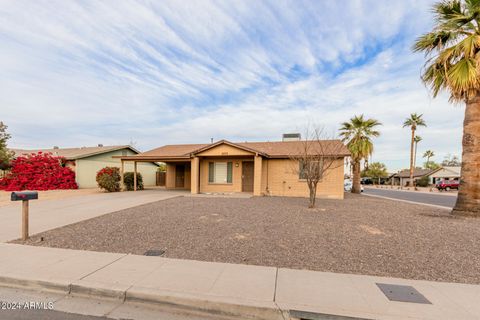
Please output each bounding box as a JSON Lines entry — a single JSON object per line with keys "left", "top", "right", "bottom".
{"left": 260, "top": 158, "right": 344, "bottom": 199}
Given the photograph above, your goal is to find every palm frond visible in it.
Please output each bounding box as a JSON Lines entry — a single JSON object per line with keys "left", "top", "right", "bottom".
{"left": 415, "top": 0, "right": 480, "bottom": 101}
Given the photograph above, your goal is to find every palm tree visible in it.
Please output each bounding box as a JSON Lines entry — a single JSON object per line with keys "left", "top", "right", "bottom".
{"left": 413, "top": 0, "right": 480, "bottom": 216}
{"left": 413, "top": 135, "right": 423, "bottom": 168}
{"left": 339, "top": 115, "right": 382, "bottom": 194}
{"left": 403, "top": 114, "right": 426, "bottom": 187}
{"left": 423, "top": 150, "right": 435, "bottom": 166}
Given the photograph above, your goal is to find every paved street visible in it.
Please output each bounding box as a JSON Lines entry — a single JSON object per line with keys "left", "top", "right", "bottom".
{"left": 0, "top": 307, "right": 223, "bottom": 320}
{"left": 363, "top": 187, "right": 457, "bottom": 208}
{"left": 0, "top": 189, "right": 186, "bottom": 242}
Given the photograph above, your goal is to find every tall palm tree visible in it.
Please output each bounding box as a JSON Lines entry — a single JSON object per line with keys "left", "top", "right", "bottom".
{"left": 403, "top": 114, "right": 426, "bottom": 187}
{"left": 339, "top": 115, "right": 382, "bottom": 194}
{"left": 423, "top": 150, "right": 435, "bottom": 166}
{"left": 414, "top": 0, "right": 480, "bottom": 216}
{"left": 413, "top": 135, "right": 423, "bottom": 168}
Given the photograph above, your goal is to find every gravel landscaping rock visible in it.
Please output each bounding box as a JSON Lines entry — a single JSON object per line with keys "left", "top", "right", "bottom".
{"left": 14, "top": 194, "right": 480, "bottom": 284}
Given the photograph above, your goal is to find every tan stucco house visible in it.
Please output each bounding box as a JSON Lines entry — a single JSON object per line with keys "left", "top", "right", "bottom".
{"left": 118, "top": 139, "right": 350, "bottom": 199}
{"left": 11, "top": 145, "right": 158, "bottom": 188}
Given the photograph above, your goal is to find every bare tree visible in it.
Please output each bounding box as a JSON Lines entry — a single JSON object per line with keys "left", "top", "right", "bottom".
{"left": 290, "top": 127, "right": 346, "bottom": 208}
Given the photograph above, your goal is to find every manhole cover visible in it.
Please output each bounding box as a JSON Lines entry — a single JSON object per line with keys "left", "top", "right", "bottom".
{"left": 376, "top": 283, "right": 431, "bottom": 304}
{"left": 144, "top": 249, "right": 165, "bottom": 256}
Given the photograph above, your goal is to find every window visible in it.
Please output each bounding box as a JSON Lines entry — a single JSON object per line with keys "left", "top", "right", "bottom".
{"left": 208, "top": 162, "right": 233, "bottom": 183}
{"left": 298, "top": 160, "right": 323, "bottom": 180}
{"left": 299, "top": 161, "right": 307, "bottom": 180}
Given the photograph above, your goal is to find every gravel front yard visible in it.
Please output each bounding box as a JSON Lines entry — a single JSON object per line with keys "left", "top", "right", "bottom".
{"left": 15, "top": 194, "right": 480, "bottom": 284}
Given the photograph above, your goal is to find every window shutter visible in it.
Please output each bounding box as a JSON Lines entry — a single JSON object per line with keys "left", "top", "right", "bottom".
{"left": 208, "top": 162, "right": 214, "bottom": 183}
{"left": 227, "top": 162, "right": 233, "bottom": 183}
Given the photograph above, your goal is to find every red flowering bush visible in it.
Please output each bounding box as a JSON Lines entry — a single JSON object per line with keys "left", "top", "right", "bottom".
{"left": 0, "top": 152, "right": 78, "bottom": 191}
{"left": 96, "top": 166, "right": 121, "bottom": 192}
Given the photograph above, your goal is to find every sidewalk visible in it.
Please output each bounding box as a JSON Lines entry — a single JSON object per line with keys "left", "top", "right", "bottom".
{"left": 0, "top": 243, "right": 478, "bottom": 320}
{"left": 0, "top": 190, "right": 185, "bottom": 242}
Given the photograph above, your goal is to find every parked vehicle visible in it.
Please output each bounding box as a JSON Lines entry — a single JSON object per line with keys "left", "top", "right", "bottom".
{"left": 360, "top": 177, "right": 374, "bottom": 185}
{"left": 435, "top": 180, "right": 459, "bottom": 191}
{"left": 344, "top": 180, "right": 364, "bottom": 192}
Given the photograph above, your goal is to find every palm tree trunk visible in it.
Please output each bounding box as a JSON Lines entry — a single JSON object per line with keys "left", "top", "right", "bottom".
{"left": 352, "top": 160, "right": 361, "bottom": 194}
{"left": 452, "top": 95, "right": 480, "bottom": 217}
{"left": 414, "top": 141, "right": 418, "bottom": 168}
{"left": 409, "top": 129, "right": 415, "bottom": 187}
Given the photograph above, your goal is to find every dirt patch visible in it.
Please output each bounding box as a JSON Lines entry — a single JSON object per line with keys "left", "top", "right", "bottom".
{"left": 358, "top": 224, "right": 386, "bottom": 235}
{"left": 14, "top": 194, "right": 480, "bottom": 284}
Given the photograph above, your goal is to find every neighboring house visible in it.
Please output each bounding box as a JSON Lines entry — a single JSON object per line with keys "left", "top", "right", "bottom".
{"left": 11, "top": 145, "right": 158, "bottom": 188}
{"left": 428, "top": 166, "right": 461, "bottom": 184}
{"left": 390, "top": 168, "right": 436, "bottom": 186}
{"left": 118, "top": 139, "right": 350, "bottom": 199}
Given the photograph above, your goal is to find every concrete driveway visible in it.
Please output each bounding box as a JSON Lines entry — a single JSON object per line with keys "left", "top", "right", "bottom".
{"left": 0, "top": 190, "right": 186, "bottom": 242}
{"left": 363, "top": 187, "right": 457, "bottom": 209}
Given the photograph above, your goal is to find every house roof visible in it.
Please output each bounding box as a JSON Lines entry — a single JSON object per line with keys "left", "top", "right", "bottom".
{"left": 10, "top": 145, "right": 139, "bottom": 160}
{"left": 429, "top": 166, "right": 461, "bottom": 178}
{"left": 123, "top": 140, "right": 350, "bottom": 160}
{"left": 393, "top": 168, "right": 436, "bottom": 178}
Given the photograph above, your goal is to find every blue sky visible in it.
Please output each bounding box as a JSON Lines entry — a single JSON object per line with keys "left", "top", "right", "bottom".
{"left": 0, "top": 0, "right": 463, "bottom": 171}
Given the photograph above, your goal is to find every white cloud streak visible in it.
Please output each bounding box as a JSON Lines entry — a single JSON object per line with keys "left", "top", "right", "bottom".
{"left": 0, "top": 0, "right": 463, "bottom": 171}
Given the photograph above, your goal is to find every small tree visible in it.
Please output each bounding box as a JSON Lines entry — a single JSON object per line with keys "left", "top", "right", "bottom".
{"left": 361, "top": 162, "right": 388, "bottom": 184}
{"left": 96, "top": 167, "right": 121, "bottom": 192}
{"left": 424, "top": 161, "right": 441, "bottom": 170}
{"left": 0, "top": 121, "right": 14, "bottom": 171}
{"left": 442, "top": 154, "right": 461, "bottom": 167}
{"left": 123, "top": 172, "right": 144, "bottom": 191}
{"left": 290, "top": 128, "right": 346, "bottom": 208}
{"left": 416, "top": 176, "right": 431, "bottom": 187}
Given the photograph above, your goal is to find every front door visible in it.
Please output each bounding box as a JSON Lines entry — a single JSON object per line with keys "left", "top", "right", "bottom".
{"left": 242, "top": 161, "right": 254, "bottom": 192}
{"left": 175, "top": 164, "right": 185, "bottom": 188}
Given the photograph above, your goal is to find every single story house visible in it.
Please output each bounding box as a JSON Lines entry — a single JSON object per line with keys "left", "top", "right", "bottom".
{"left": 428, "top": 166, "right": 461, "bottom": 184}
{"left": 11, "top": 145, "right": 158, "bottom": 188}
{"left": 118, "top": 139, "right": 350, "bottom": 199}
{"left": 390, "top": 168, "right": 436, "bottom": 186}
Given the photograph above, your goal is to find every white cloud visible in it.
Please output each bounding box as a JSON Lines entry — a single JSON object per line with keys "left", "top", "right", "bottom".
{"left": 0, "top": 0, "right": 462, "bottom": 171}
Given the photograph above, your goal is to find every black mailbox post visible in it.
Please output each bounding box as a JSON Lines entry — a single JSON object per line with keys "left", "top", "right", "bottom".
{"left": 11, "top": 191, "right": 38, "bottom": 240}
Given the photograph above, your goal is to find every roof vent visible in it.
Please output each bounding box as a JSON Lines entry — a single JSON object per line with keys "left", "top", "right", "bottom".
{"left": 282, "top": 133, "right": 301, "bottom": 141}
{"left": 98, "top": 144, "right": 103, "bottom": 147}
{"left": 53, "top": 146, "right": 59, "bottom": 149}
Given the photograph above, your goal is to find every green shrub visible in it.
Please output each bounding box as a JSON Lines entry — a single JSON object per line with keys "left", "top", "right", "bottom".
{"left": 123, "top": 172, "right": 144, "bottom": 191}
{"left": 416, "top": 176, "right": 430, "bottom": 187}
{"left": 96, "top": 167, "right": 121, "bottom": 192}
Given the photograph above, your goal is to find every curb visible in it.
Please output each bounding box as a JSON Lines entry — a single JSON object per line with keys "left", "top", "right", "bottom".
{"left": 127, "top": 286, "right": 284, "bottom": 320}
{"left": 0, "top": 275, "right": 285, "bottom": 320}
{"left": 362, "top": 193, "right": 452, "bottom": 210}
{"left": 0, "top": 275, "right": 71, "bottom": 293}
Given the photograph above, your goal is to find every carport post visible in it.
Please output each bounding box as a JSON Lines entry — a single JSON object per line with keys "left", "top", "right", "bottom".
{"left": 134, "top": 161, "right": 137, "bottom": 191}
{"left": 120, "top": 160, "right": 124, "bottom": 191}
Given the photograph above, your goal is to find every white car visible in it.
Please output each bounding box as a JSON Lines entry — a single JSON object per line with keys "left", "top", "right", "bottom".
{"left": 344, "top": 180, "right": 363, "bottom": 192}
